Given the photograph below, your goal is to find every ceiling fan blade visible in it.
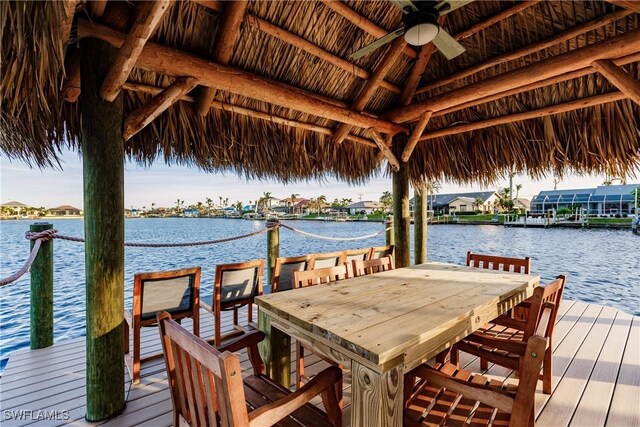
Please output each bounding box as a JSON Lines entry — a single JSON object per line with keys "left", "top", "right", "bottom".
{"left": 348, "top": 28, "right": 405, "bottom": 60}
{"left": 436, "top": 0, "right": 474, "bottom": 14}
{"left": 390, "top": 0, "right": 419, "bottom": 13}
{"left": 431, "top": 29, "right": 466, "bottom": 60}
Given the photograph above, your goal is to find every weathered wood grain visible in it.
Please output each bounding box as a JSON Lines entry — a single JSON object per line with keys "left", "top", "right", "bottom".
{"left": 350, "top": 361, "right": 403, "bottom": 427}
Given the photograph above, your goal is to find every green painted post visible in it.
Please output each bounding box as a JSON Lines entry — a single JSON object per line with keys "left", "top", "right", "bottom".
{"left": 81, "top": 38, "right": 125, "bottom": 421}
{"left": 260, "top": 219, "right": 290, "bottom": 388}
{"left": 414, "top": 184, "right": 428, "bottom": 264}
{"left": 266, "top": 219, "right": 280, "bottom": 286}
{"left": 392, "top": 136, "right": 411, "bottom": 268}
{"left": 30, "top": 222, "right": 54, "bottom": 349}
{"left": 385, "top": 214, "right": 395, "bottom": 247}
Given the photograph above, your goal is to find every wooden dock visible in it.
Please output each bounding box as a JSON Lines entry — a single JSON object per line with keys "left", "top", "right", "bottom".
{"left": 0, "top": 300, "right": 637, "bottom": 426}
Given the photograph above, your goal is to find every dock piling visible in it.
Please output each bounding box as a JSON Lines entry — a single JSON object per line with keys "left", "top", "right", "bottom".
{"left": 30, "top": 222, "right": 54, "bottom": 349}
{"left": 385, "top": 215, "right": 395, "bottom": 247}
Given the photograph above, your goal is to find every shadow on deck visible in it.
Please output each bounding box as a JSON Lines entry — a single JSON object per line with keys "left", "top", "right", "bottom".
{"left": 0, "top": 301, "right": 637, "bottom": 426}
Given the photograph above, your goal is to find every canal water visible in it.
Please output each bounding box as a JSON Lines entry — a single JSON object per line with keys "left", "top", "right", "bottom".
{"left": 1, "top": 218, "right": 638, "bottom": 369}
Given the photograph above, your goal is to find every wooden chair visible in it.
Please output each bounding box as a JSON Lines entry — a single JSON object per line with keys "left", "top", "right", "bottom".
{"left": 308, "top": 250, "right": 346, "bottom": 269}
{"left": 157, "top": 312, "right": 343, "bottom": 427}
{"left": 344, "top": 248, "right": 371, "bottom": 277}
{"left": 352, "top": 255, "right": 395, "bottom": 277}
{"left": 452, "top": 275, "right": 566, "bottom": 395}
{"left": 292, "top": 264, "right": 349, "bottom": 389}
{"left": 124, "top": 267, "right": 201, "bottom": 384}
{"left": 201, "top": 259, "right": 264, "bottom": 346}
{"left": 271, "top": 254, "right": 310, "bottom": 293}
{"left": 466, "top": 251, "right": 531, "bottom": 273}
{"left": 369, "top": 244, "right": 395, "bottom": 260}
{"left": 404, "top": 304, "right": 554, "bottom": 427}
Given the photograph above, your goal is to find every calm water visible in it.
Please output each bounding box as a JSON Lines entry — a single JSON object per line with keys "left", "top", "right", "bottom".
{"left": 1, "top": 218, "right": 638, "bottom": 369}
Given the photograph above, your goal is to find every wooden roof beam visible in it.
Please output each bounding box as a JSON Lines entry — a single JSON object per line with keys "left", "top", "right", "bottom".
{"left": 100, "top": 0, "right": 172, "bottom": 102}
{"left": 385, "top": 29, "right": 640, "bottom": 123}
{"left": 433, "top": 51, "right": 640, "bottom": 118}
{"left": 123, "top": 81, "right": 377, "bottom": 147}
{"left": 244, "top": 15, "right": 401, "bottom": 94}
{"left": 417, "top": 9, "right": 634, "bottom": 95}
{"left": 319, "top": 0, "right": 417, "bottom": 58}
{"left": 124, "top": 77, "right": 198, "bottom": 140}
{"left": 606, "top": 1, "right": 640, "bottom": 13}
{"left": 333, "top": 37, "right": 407, "bottom": 144}
{"left": 401, "top": 111, "right": 433, "bottom": 162}
{"left": 455, "top": 0, "right": 542, "bottom": 41}
{"left": 370, "top": 129, "right": 400, "bottom": 171}
{"left": 195, "top": 1, "right": 249, "bottom": 116}
{"left": 78, "top": 19, "right": 406, "bottom": 135}
{"left": 417, "top": 92, "right": 627, "bottom": 141}
{"left": 88, "top": 0, "right": 108, "bottom": 18}
{"left": 592, "top": 59, "right": 640, "bottom": 106}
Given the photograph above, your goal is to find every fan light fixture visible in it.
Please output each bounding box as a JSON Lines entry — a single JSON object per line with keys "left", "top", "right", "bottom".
{"left": 403, "top": 10, "right": 439, "bottom": 46}
{"left": 404, "top": 22, "right": 439, "bottom": 45}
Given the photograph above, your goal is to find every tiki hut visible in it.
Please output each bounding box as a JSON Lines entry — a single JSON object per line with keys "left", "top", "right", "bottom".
{"left": 1, "top": 0, "right": 639, "bottom": 421}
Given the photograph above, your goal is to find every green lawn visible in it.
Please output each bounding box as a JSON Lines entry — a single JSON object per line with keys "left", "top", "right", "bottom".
{"left": 586, "top": 217, "right": 632, "bottom": 225}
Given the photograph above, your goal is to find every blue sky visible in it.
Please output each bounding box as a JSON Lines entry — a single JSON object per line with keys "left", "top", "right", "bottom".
{"left": 0, "top": 149, "right": 627, "bottom": 209}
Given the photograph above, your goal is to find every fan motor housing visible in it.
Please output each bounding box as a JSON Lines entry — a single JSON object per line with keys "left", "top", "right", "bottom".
{"left": 403, "top": 7, "right": 440, "bottom": 46}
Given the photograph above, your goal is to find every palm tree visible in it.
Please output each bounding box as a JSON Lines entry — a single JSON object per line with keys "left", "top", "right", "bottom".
{"left": 262, "top": 192, "right": 272, "bottom": 210}
{"left": 515, "top": 184, "right": 522, "bottom": 201}
{"left": 234, "top": 201, "right": 243, "bottom": 213}
{"left": 473, "top": 197, "right": 484, "bottom": 213}
{"left": 316, "top": 195, "right": 327, "bottom": 215}
{"left": 151, "top": 202, "right": 156, "bottom": 212}
{"left": 224, "top": 198, "right": 229, "bottom": 207}
{"left": 218, "top": 196, "right": 223, "bottom": 207}
{"left": 380, "top": 191, "right": 393, "bottom": 212}
{"left": 425, "top": 181, "right": 441, "bottom": 211}
{"left": 290, "top": 193, "right": 299, "bottom": 214}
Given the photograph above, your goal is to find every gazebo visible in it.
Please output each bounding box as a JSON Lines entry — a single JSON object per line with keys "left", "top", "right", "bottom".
{"left": 1, "top": 0, "right": 639, "bottom": 422}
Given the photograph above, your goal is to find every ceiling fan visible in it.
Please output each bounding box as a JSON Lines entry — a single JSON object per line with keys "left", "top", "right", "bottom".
{"left": 348, "top": 0, "right": 472, "bottom": 60}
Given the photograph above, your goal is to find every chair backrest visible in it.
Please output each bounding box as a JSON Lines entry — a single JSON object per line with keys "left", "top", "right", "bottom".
{"left": 272, "top": 255, "right": 310, "bottom": 292}
{"left": 293, "top": 265, "right": 349, "bottom": 288}
{"left": 352, "top": 255, "right": 395, "bottom": 277}
{"left": 158, "top": 311, "right": 251, "bottom": 426}
{"left": 511, "top": 303, "right": 554, "bottom": 425}
{"left": 135, "top": 267, "right": 201, "bottom": 322}
{"left": 466, "top": 251, "right": 531, "bottom": 274}
{"left": 215, "top": 259, "right": 264, "bottom": 306}
{"left": 344, "top": 248, "right": 371, "bottom": 263}
{"left": 369, "top": 245, "right": 395, "bottom": 260}
{"left": 308, "top": 251, "right": 347, "bottom": 269}
{"left": 523, "top": 275, "right": 566, "bottom": 340}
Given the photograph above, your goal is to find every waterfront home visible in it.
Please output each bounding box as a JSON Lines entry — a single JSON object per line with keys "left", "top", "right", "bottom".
{"left": 0, "top": 201, "right": 32, "bottom": 216}
{"left": 413, "top": 191, "right": 498, "bottom": 214}
{"left": 46, "top": 204, "right": 82, "bottom": 217}
{"left": 530, "top": 184, "right": 639, "bottom": 216}
{"left": 345, "top": 200, "right": 383, "bottom": 215}
{"left": 1, "top": 0, "right": 639, "bottom": 425}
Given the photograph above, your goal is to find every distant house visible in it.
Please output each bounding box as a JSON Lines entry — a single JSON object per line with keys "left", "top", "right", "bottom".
{"left": 294, "top": 198, "right": 311, "bottom": 214}
{"left": 513, "top": 198, "right": 531, "bottom": 211}
{"left": 1, "top": 201, "right": 31, "bottom": 214}
{"left": 412, "top": 191, "right": 498, "bottom": 214}
{"left": 345, "top": 201, "right": 382, "bottom": 215}
{"left": 530, "top": 184, "right": 638, "bottom": 215}
{"left": 47, "top": 205, "right": 82, "bottom": 216}
{"left": 183, "top": 208, "right": 199, "bottom": 217}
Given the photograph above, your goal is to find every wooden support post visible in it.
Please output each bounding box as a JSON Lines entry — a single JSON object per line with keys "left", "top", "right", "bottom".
{"left": 370, "top": 129, "right": 400, "bottom": 172}
{"left": 592, "top": 59, "right": 640, "bottom": 106}
{"left": 258, "top": 311, "right": 291, "bottom": 389}
{"left": 266, "top": 219, "right": 279, "bottom": 288}
{"left": 385, "top": 215, "right": 395, "bottom": 247}
{"left": 30, "top": 222, "right": 54, "bottom": 349}
{"left": 81, "top": 38, "right": 125, "bottom": 421}
{"left": 392, "top": 136, "right": 411, "bottom": 269}
{"left": 414, "top": 185, "right": 428, "bottom": 265}
{"left": 401, "top": 111, "right": 433, "bottom": 162}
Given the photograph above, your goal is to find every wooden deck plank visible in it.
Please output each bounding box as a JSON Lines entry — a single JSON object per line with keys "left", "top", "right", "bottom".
{"left": 570, "top": 310, "right": 633, "bottom": 426}
{"left": 0, "top": 301, "right": 636, "bottom": 427}
{"left": 536, "top": 305, "right": 617, "bottom": 426}
{"left": 605, "top": 315, "right": 640, "bottom": 427}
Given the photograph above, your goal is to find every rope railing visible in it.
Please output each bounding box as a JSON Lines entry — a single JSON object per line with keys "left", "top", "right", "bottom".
{"left": 1, "top": 222, "right": 389, "bottom": 286}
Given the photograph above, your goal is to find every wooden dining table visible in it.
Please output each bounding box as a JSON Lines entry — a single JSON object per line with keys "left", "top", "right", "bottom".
{"left": 255, "top": 262, "right": 539, "bottom": 427}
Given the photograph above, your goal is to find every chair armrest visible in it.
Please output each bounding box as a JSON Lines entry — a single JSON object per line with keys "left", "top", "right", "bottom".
{"left": 248, "top": 366, "right": 342, "bottom": 427}
{"left": 490, "top": 316, "right": 527, "bottom": 331}
{"left": 124, "top": 309, "right": 133, "bottom": 326}
{"left": 411, "top": 365, "right": 515, "bottom": 413}
{"left": 462, "top": 332, "right": 527, "bottom": 355}
{"left": 216, "top": 329, "right": 266, "bottom": 375}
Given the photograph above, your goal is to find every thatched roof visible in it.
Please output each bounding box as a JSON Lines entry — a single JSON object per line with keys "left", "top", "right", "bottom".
{"left": 1, "top": 0, "right": 639, "bottom": 185}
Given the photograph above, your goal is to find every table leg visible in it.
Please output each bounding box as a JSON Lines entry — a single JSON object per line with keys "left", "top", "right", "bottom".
{"left": 258, "top": 310, "right": 291, "bottom": 388}
{"left": 351, "top": 360, "right": 404, "bottom": 427}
